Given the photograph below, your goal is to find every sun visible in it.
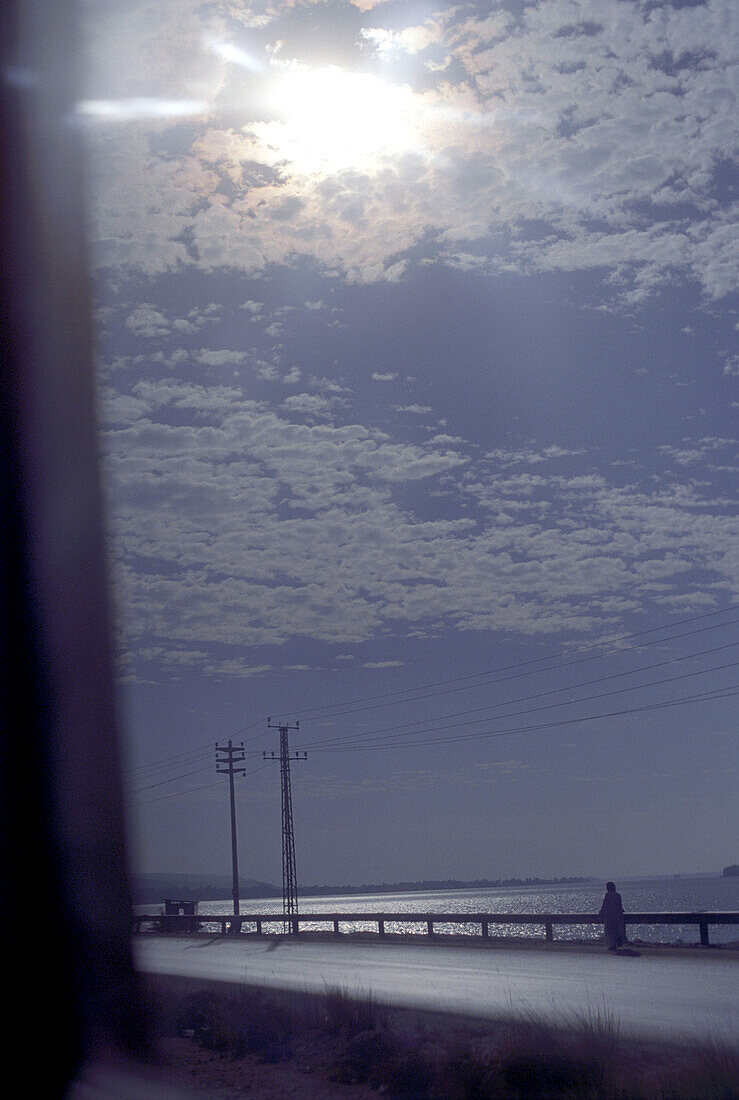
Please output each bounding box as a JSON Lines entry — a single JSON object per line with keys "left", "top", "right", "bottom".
{"left": 263, "top": 64, "right": 419, "bottom": 173}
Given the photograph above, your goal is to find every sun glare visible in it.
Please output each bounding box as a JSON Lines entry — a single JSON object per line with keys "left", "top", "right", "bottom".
{"left": 265, "top": 65, "right": 419, "bottom": 172}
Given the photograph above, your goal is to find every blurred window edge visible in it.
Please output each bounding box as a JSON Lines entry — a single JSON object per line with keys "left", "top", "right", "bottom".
{"left": 1, "top": 3, "right": 159, "bottom": 1094}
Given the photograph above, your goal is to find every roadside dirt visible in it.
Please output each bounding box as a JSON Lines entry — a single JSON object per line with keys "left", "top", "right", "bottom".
{"left": 157, "top": 1036, "right": 384, "bottom": 1099}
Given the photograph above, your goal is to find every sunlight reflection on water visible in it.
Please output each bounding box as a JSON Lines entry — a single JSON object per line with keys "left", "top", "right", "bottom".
{"left": 139, "top": 876, "right": 739, "bottom": 945}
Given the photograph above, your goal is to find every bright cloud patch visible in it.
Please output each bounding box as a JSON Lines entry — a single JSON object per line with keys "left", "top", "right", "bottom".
{"left": 83, "top": 0, "right": 738, "bottom": 302}
{"left": 262, "top": 64, "right": 421, "bottom": 173}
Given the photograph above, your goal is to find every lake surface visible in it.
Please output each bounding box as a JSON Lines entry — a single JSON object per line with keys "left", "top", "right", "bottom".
{"left": 139, "top": 874, "right": 739, "bottom": 944}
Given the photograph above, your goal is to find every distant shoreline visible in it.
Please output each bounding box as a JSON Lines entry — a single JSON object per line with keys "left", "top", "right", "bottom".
{"left": 131, "top": 874, "right": 594, "bottom": 905}
{"left": 298, "top": 876, "right": 595, "bottom": 897}
{"left": 131, "top": 870, "right": 732, "bottom": 906}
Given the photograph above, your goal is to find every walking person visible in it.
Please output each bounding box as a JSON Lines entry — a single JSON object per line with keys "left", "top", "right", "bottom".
{"left": 599, "top": 881, "right": 626, "bottom": 950}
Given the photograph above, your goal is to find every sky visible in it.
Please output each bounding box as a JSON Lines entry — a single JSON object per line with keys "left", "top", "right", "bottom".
{"left": 79, "top": 0, "right": 737, "bottom": 890}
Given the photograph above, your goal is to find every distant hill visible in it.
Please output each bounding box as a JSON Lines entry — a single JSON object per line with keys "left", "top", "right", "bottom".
{"left": 723, "top": 865, "right": 739, "bottom": 877}
{"left": 299, "top": 876, "right": 594, "bottom": 897}
{"left": 131, "top": 873, "right": 280, "bottom": 904}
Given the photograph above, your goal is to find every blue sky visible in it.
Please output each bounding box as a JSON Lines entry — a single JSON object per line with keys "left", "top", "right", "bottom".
{"left": 81, "top": 0, "right": 737, "bottom": 887}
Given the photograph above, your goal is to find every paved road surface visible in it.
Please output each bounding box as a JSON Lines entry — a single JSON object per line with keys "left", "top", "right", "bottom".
{"left": 134, "top": 936, "right": 737, "bottom": 1043}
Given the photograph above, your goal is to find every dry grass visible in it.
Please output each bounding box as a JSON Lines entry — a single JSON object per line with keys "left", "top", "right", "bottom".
{"left": 149, "top": 980, "right": 738, "bottom": 1099}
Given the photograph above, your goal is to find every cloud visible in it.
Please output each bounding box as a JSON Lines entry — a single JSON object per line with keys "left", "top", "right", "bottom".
{"left": 85, "top": 2, "right": 738, "bottom": 682}
{"left": 197, "top": 349, "right": 246, "bottom": 366}
{"left": 100, "top": 358, "right": 738, "bottom": 677}
{"left": 360, "top": 22, "right": 443, "bottom": 59}
{"left": 83, "top": 0, "right": 738, "bottom": 303}
{"left": 126, "top": 304, "right": 174, "bottom": 338}
{"left": 658, "top": 437, "right": 735, "bottom": 466}
{"left": 282, "top": 392, "right": 337, "bottom": 418}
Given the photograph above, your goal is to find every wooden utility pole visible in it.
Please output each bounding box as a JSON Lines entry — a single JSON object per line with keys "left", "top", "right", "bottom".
{"left": 215, "top": 739, "right": 246, "bottom": 917}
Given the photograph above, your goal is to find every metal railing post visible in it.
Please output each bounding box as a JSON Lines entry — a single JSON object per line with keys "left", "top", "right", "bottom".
{"left": 131, "top": 909, "right": 738, "bottom": 945}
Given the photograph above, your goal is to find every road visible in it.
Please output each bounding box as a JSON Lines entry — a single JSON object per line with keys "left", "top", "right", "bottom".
{"left": 134, "top": 935, "right": 738, "bottom": 1044}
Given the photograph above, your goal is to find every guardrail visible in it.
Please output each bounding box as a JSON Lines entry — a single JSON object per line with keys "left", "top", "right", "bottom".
{"left": 133, "top": 910, "right": 739, "bottom": 946}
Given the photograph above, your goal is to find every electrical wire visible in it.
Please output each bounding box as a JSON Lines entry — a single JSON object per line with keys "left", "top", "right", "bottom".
{"left": 125, "top": 605, "right": 737, "bottom": 782}
{"left": 133, "top": 763, "right": 215, "bottom": 794}
{"left": 299, "top": 644, "right": 739, "bottom": 750}
{"left": 133, "top": 763, "right": 272, "bottom": 808}
{"left": 128, "top": 718, "right": 268, "bottom": 780}
{"left": 300, "top": 611, "right": 739, "bottom": 722}
{"left": 130, "top": 746, "right": 213, "bottom": 778}
{"left": 306, "top": 684, "right": 738, "bottom": 753}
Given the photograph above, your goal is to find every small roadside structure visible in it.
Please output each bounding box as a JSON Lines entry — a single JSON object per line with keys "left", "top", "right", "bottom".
{"left": 161, "top": 898, "right": 198, "bottom": 933}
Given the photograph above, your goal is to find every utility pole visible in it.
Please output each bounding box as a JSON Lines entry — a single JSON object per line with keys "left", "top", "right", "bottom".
{"left": 264, "top": 718, "right": 307, "bottom": 925}
{"left": 215, "top": 739, "right": 245, "bottom": 919}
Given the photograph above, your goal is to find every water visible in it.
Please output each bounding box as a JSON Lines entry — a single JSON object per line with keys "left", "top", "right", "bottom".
{"left": 138, "top": 874, "right": 739, "bottom": 945}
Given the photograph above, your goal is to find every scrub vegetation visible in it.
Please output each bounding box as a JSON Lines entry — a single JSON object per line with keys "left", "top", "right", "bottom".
{"left": 148, "top": 980, "right": 738, "bottom": 1099}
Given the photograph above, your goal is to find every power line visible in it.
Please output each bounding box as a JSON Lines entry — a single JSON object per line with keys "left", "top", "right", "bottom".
{"left": 128, "top": 662, "right": 735, "bottom": 809}
{"left": 300, "top": 645, "right": 739, "bottom": 751}
{"left": 125, "top": 606, "right": 736, "bottom": 782}
{"left": 133, "top": 765, "right": 270, "bottom": 808}
{"left": 129, "top": 745, "right": 213, "bottom": 778}
{"left": 136, "top": 777, "right": 224, "bottom": 807}
{"left": 305, "top": 684, "right": 738, "bottom": 753}
{"left": 132, "top": 762, "right": 214, "bottom": 794}
{"left": 128, "top": 719, "right": 268, "bottom": 781}
{"left": 298, "top": 604, "right": 738, "bottom": 720}
{"left": 125, "top": 606, "right": 736, "bottom": 796}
